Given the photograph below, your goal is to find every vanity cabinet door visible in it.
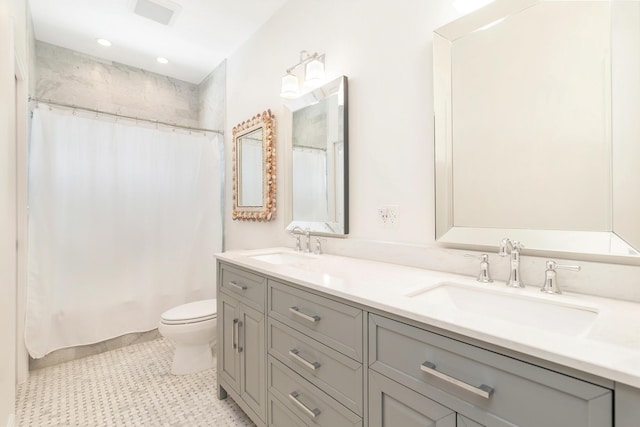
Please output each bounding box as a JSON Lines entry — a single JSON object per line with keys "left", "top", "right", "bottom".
{"left": 458, "top": 414, "right": 485, "bottom": 427}
{"left": 240, "top": 302, "right": 266, "bottom": 421}
{"left": 615, "top": 383, "right": 640, "bottom": 427}
{"left": 369, "top": 370, "right": 456, "bottom": 427}
{"left": 219, "top": 293, "right": 241, "bottom": 394}
{"left": 218, "top": 292, "right": 267, "bottom": 423}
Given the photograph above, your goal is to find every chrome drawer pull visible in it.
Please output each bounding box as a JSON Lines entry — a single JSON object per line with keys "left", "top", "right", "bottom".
{"left": 288, "top": 391, "right": 321, "bottom": 419}
{"left": 232, "top": 319, "right": 242, "bottom": 353}
{"left": 289, "top": 349, "right": 321, "bottom": 371}
{"left": 236, "top": 320, "right": 243, "bottom": 353}
{"left": 232, "top": 319, "right": 238, "bottom": 350}
{"left": 289, "top": 306, "right": 321, "bottom": 323}
{"left": 227, "top": 280, "right": 247, "bottom": 292}
{"left": 421, "top": 362, "right": 494, "bottom": 399}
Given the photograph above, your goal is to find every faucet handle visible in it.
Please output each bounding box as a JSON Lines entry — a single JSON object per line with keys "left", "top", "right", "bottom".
{"left": 498, "top": 238, "right": 523, "bottom": 257}
{"left": 313, "top": 237, "right": 326, "bottom": 255}
{"left": 289, "top": 233, "right": 302, "bottom": 252}
{"left": 465, "top": 253, "right": 493, "bottom": 283}
{"left": 546, "top": 260, "right": 581, "bottom": 272}
{"left": 541, "top": 260, "right": 581, "bottom": 294}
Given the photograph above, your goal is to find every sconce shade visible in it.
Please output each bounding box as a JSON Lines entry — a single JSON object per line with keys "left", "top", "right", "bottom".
{"left": 280, "top": 72, "right": 299, "bottom": 99}
{"left": 305, "top": 58, "right": 325, "bottom": 84}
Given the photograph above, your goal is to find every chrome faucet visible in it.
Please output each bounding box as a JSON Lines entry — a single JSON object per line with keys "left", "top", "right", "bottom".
{"left": 289, "top": 226, "right": 304, "bottom": 251}
{"left": 303, "top": 228, "right": 311, "bottom": 253}
{"left": 498, "top": 238, "right": 524, "bottom": 288}
{"left": 289, "top": 226, "right": 311, "bottom": 253}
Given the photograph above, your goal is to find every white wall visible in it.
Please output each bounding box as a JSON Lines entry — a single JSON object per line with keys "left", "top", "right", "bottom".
{"left": 225, "top": 0, "right": 640, "bottom": 302}
{"left": 1, "top": 0, "right": 28, "bottom": 422}
{"left": 226, "top": 0, "right": 457, "bottom": 247}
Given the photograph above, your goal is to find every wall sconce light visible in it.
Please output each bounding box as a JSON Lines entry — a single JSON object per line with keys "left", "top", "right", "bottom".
{"left": 280, "top": 50, "right": 325, "bottom": 99}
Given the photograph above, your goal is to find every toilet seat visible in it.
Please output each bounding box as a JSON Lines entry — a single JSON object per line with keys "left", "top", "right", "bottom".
{"left": 160, "top": 299, "right": 217, "bottom": 325}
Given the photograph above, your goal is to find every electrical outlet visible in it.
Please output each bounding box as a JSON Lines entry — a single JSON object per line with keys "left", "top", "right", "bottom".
{"left": 377, "top": 205, "right": 399, "bottom": 227}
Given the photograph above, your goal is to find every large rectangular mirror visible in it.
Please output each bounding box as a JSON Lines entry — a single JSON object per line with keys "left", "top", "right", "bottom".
{"left": 285, "top": 76, "right": 349, "bottom": 235}
{"left": 434, "top": 0, "right": 640, "bottom": 263}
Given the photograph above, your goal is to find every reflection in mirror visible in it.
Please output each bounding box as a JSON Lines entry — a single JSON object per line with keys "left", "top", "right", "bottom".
{"left": 232, "top": 110, "right": 276, "bottom": 221}
{"left": 434, "top": 0, "right": 640, "bottom": 262}
{"left": 285, "top": 76, "right": 348, "bottom": 235}
{"left": 238, "top": 128, "right": 264, "bottom": 207}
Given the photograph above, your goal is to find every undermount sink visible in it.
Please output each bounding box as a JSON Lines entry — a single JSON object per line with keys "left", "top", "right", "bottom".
{"left": 406, "top": 283, "right": 598, "bottom": 336}
{"left": 248, "top": 251, "right": 317, "bottom": 265}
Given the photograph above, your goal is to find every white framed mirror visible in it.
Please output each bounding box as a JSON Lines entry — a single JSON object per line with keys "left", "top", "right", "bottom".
{"left": 434, "top": 0, "right": 640, "bottom": 263}
{"left": 285, "top": 75, "right": 349, "bottom": 236}
{"left": 232, "top": 110, "right": 276, "bottom": 221}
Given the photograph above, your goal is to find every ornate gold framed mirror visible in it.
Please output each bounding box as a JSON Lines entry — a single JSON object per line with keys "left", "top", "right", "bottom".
{"left": 232, "top": 110, "right": 276, "bottom": 221}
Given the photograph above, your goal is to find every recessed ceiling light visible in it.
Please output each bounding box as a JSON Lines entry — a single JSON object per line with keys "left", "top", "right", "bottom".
{"left": 96, "top": 38, "right": 112, "bottom": 47}
{"left": 156, "top": 57, "right": 169, "bottom": 64}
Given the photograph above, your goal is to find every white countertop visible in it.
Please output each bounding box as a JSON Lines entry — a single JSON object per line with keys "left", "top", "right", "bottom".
{"left": 216, "top": 247, "right": 640, "bottom": 389}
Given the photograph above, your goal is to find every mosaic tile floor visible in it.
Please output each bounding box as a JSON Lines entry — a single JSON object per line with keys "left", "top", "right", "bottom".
{"left": 16, "top": 338, "right": 256, "bottom": 427}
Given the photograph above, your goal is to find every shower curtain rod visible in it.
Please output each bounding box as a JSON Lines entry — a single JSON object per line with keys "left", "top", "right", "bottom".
{"left": 28, "top": 96, "right": 224, "bottom": 135}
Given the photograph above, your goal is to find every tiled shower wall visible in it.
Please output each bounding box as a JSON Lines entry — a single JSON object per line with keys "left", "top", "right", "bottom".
{"left": 28, "top": 42, "right": 226, "bottom": 369}
{"left": 36, "top": 42, "right": 196, "bottom": 127}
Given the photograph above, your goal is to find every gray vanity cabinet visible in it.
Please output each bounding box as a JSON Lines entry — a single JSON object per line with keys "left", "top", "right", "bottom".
{"left": 216, "top": 260, "right": 624, "bottom": 427}
{"left": 218, "top": 264, "right": 267, "bottom": 425}
{"left": 369, "top": 314, "right": 612, "bottom": 427}
{"left": 369, "top": 370, "right": 456, "bottom": 427}
{"left": 615, "top": 383, "right": 640, "bottom": 427}
{"left": 266, "top": 279, "right": 364, "bottom": 426}
{"left": 458, "top": 415, "right": 485, "bottom": 427}
{"left": 219, "top": 294, "right": 240, "bottom": 392}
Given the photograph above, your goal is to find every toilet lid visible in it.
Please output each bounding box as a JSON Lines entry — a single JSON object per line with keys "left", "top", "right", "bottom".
{"left": 161, "top": 299, "right": 217, "bottom": 324}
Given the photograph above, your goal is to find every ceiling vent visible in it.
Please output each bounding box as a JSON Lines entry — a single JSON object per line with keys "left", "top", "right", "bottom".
{"left": 132, "top": 0, "right": 182, "bottom": 26}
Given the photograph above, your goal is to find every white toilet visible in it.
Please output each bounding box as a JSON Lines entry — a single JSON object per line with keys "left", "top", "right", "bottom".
{"left": 158, "top": 299, "right": 217, "bottom": 375}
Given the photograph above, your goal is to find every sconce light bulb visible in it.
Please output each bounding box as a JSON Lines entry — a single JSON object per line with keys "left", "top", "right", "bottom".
{"left": 280, "top": 72, "right": 300, "bottom": 99}
{"left": 305, "top": 58, "right": 325, "bottom": 85}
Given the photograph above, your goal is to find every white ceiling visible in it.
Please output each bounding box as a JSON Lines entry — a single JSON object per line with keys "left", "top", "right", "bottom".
{"left": 29, "top": 0, "right": 289, "bottom": 84}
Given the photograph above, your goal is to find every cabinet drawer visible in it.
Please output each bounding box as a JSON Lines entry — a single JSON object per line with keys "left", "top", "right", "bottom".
{"left": 219, "top": 264, "right": 266, "bottom": 311}
{"left": 268, "top": 280, "right": 363, "bottom": 361}
{"left": 268, "top": 318, "right": 363, "bottom": 415}
{"left": 369, "top": 370, "right": 456, "bottom": 427}
{"left": 268, "top": 394, "right": 306, "bottom": 427}
{"left": 369, "top": 314, "right": 612, "bottom": 427}
{"left": 268, "top": 356, "right": 362, "bottom": 427}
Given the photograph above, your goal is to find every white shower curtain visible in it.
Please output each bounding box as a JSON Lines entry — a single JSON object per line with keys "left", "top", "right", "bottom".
{"left": 25, "top": 107, "right": 223, "bottom": 358}
{"left": 292, "top": 147, "right": 328, "bottom": 221}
